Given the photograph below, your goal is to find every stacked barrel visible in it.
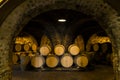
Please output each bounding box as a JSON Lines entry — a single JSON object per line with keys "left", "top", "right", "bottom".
{"left": 12, "top": 45, "right": 99, "bottom": 71}
{"left": 31, "top": 54, "right": 45, "bottom": 69}
{"left": 13, "top": 34, "right": 94, "bottom": 71}
{"left": 14, "top": 43, "right": 37, "bottom": 52}
{"left": 92, "top": 42, "right": 113, "bottom": 65}
{"left": 13, "top": 34, "right": 113, "bottom": 71}
{"left": 29, "top": 43, "right": 92, "bottom": 70}
{"left": 13, "top": 44, "right": 95, "bottom": 71}
{"left": 68, "top": 44, "right": 93, "bottom": 68}
{"left": 13, "top": 43, "right": 37, "bottom": 64}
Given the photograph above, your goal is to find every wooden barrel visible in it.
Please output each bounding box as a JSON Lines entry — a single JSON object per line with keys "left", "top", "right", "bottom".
{"left": 24, "top": 44, "right": 30, "bottom": 51}
{"left": 68, "top": 44, "right": 80, "bottom": 56}
{"left": 74, "top": 54, "right": 88, "bottom": 68}
{"left": 12, "top": 54, "right": 19, "bottom": 64}
{"left": 40, "top": 34, "right": 51, "bottom": 46}
{"left": 39, "top": 45, "right": 51, "bottom": 56}
{"left": 15, "top": 44, "right": 22, "bottom": 51}
{"left": 20, "top": 53, "right": 30, "bottom": 71}
{"left": 31, "top": 55, "right": 45, "bottom": 68}
{"left": 54, "top": 44, "right": 65, "bottom": 56}
{"left": 74, "top": 35, "right": 85, "bottom": 51}
{"left": 46, "top": 54, "right": 59, "bottom": 68}
{"left": 93, "top": 43, "right": 99, "bottom": 52}
{"left": 60, "top": 54, "right": 73, "bottom": 68}
{"left": 31, "top": 44, "right": 37, "bottom": 52}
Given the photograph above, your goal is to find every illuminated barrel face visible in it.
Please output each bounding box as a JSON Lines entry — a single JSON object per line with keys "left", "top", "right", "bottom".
{"left": 31, "top": 56, "right": 45, "bottom": 68}
{"left": 74, "top": 55, "right": 88, "bottom": 67}
{"left": 39, "top": 45, "right": 51, "bottom": 56}
{"left": 54, "top": 44, "right": 65, "bottom": 56}
{"left": 15, "top": 44, "right": 22, "bottom": 52}
{"left": 24, "top": 44, "right": 30, "bottom": 51}
{"left": 60, "top": 54, "right": 73, "bottom": 68}
{"left": 31, "top": 44, "right": 37, "bottom": 52}
{"left": 46, "top": 55, "right": 59, "bottom": 68}
{"left": 68, "top": 44, "right": 80, "bottom": 56}
{"left": 12, "top": 54, "right": 19, "bottom": 64}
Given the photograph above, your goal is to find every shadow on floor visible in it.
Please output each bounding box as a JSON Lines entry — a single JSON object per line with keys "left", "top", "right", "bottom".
{"left": 12, "top": 65, "right": 114, "bottom": 80}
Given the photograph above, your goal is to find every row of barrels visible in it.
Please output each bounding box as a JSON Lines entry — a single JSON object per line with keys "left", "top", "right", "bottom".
{"left": 14, "top": 44, "right": 37, "bottom": 52}
{"left": 39, "top": 43, "right": 112, "bottom": 57}
{"left": 14, "top": 44, "right": 81, "bottom": 56}
{"left": 15, "top": 42, "right": 112, "bottom": 56}
{"left": 91, "top": 42, "right": 112, "bottom": 53}
{"left": 40, "top": 44, "right": 80, "bottom": 56}
{"left": 13, "top": 53, "right": 91, "bottom": 69}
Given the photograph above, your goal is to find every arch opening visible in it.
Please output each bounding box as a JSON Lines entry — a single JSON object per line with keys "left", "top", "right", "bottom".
{"left": 0, "top": 0, "right": 120, "bottom": 80}
{"left": 12, "top": 9, "right": 114, "bottom": 80}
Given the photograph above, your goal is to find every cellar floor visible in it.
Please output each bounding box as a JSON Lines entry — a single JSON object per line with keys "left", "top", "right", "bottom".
{"left": 12, "top": 65, "right": 114, "bottom": 80}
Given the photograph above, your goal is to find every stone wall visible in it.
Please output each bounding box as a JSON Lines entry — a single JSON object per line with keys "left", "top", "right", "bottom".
{"left": 0, "top": 0, "right": 120, "bottom": 80}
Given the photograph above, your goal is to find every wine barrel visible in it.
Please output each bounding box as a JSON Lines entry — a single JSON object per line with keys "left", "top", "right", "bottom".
{"left": 74, "top": 54, "right": 88, "bottom": 68}
{"left": 15, "top": 44, "right": 22, "bottom": 51}
{"left": 93, "top": 43, "right": 99, "bottom": 52}
{"left": 20, "top": 53, "right": 30, "bottom": 71}
{"left": 24, "top": 44, "right": 30, "bottom": 51}
{"left": 31, "top": 44, "right": 37, "bottom": 52}
{"left": 31, "top": 55, "right": 45, "bottom": 68}
{"left": 39, "top": 45, "right": 51, "bottom": 56}
{"left": 74, "top": 35, "right": 85, "bottom": 51}
{"left": 12, "top": 54, "right": 19, "bottom": 64}
{"left": 54, "top": 44, "right": 65, "bottom": 56}
{"left": 60, "top": 54, "right": 73, "bottom": 68}
{"left": 46, "top": 54, "right": 59, "bottom": 68}
{"left": 68, "top": 44, "right": 80, "bottom": 56}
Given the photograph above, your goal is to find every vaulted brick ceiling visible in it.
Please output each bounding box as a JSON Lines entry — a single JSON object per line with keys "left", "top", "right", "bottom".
{"left": 21, "top": 9, "right": 107, "bottom": 44}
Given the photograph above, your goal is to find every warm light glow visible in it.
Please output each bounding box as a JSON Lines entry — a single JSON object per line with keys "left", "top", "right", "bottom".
{"left": 0, "top": 0, "right": 3, "bottom": 2}
{"left": 0, "top": 0, "right": 8, "bottom": 8}
{"left": 58, "top": 19, "right": 66, "bottom": 22}
{"left": 90, "top": 36, "right": 111, "bottom": 44}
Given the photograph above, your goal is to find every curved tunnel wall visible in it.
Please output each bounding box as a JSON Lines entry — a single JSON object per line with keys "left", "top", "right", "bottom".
{"left": 0, "top": 0, "right": 120, "bottom": 80}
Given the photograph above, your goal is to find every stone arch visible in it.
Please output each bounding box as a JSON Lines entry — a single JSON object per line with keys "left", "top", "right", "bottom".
{"left": 0, "top": 0, "right": 120, "bottom": 80}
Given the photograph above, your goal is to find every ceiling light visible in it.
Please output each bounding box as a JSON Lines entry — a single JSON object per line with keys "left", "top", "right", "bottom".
{"left": 58, "top": 19, "right": 66, "bottom": 22}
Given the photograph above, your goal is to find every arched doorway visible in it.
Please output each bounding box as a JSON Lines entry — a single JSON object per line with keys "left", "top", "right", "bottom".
{"left": 0, "top": 0, "right": 120, "bottom": 80}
